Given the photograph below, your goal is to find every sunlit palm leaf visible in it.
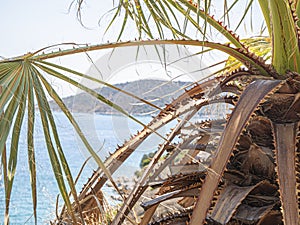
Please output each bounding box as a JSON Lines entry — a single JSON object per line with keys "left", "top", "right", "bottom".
{"left": 6, "top": 79, "right": 28, "bottom": 206}
{"left": 4, "top": 66, "right": 28, "bottom": 225}
{"left": 0, "top": 49, "right": 157, "bottom": 222}
{"left": 166, "top": 0, "right": 205, "bottom": 38}
{"left": 104, "top": 1, "right": 123, "bottom": 36}
{"left": 234, "top": 0, "right": 254, "bottom": 32}
{"left": 35, "top": 69, "right": 124, "bottom": 198}
{"left": 225, "top": 37, "right": 271, "bottom": 73}
{"left": 112, "top": 0, "right": 249, "bottom": 48}
{"left": 27, "top": 73, "right": 37, "bottom": 224}
{"left": 31, "top": 66, "right": 86, "bottom": 223}
{"left": 2, "top": 147, "right": 8, "bottom": 224}
{"left": 30, "top": 68, "right": 78, "bottom": 223}
{"left": 221, "top": 0, "right": 238, "bottom": 24}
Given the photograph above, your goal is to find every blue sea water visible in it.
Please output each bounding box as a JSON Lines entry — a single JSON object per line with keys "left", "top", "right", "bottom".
{"left": 0, "top": 112, "right": 167, "bottom": 224}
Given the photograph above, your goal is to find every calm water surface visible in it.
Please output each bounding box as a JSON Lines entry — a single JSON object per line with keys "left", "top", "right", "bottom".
{"left": 0, "top": 112, "right": 168, "bottom": 224}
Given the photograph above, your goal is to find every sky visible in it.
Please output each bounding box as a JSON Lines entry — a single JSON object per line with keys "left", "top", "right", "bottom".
{"left": 1, "top": 0, "right": 111, "bottom": 57}
{"left": 1, "top": 0, "right": 126, "bottom": 96}
{"left": 0, "top": 1, "right": 266, "bottom": 97}
{"left": 0, "top": 1, "right": 264, "bottom": 57}
{"left": 0, "top": 0, "right": 207, "bottom": 96}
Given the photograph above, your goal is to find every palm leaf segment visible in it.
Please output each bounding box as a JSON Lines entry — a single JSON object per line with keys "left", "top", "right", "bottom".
{"left": 0, "top": 49, "right": 161, "bottom": 224}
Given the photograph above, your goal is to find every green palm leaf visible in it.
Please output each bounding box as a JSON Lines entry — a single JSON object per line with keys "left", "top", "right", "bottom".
{"left": 26, "top": 69, "right": 37, "bottom": 223}
{"left": 0, "top": 50, "right": 156, "bottom": 222}
{"left": 35, "top": 67, "right": 124, "bottom": 199}
{"left": 30, "top": 67, "right": 78, "bottom": 223}
{"left": 1, "top": 38, "right": 188, "bottom": 221}
{"left": 3, "top": 66, "right": 28, "bottom": 225}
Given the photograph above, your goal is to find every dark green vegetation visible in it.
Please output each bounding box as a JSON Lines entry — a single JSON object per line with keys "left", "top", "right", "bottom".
{"left": 1, "top": 0, "right": 300, "bottom": 225}
{"left": 140, "top": 152, "right": 156, "bottom": 169}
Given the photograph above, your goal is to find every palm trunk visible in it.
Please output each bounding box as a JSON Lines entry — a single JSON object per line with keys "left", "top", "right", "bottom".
{"left": 273, "top": 123, "right": 299, "bottom": 225}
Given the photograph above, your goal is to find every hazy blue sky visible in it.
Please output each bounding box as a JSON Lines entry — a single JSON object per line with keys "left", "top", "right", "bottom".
{"left": 1, "top": 1, "right": 265, "bottom": 57}
{"left": 1, "top": 0, "right": 112, "bottom": 57}
{"left": 0, "top": 0, "right": 121, "bottom": 96}
{"left": 0, "top": 1, "right": 265, "bottom": 96}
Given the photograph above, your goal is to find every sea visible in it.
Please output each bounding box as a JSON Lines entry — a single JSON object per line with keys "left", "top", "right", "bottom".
{"left": 0, "top": 112, "right": 171, "bottom": 224}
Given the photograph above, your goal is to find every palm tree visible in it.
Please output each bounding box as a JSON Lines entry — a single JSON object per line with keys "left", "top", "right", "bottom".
{"left": 1, "top": 0, "right": 300, "bottom": 225}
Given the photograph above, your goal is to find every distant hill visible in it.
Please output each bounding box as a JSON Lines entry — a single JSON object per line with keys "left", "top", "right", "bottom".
{"left": 49, "top": 79, "right": 191, "bottom": 115}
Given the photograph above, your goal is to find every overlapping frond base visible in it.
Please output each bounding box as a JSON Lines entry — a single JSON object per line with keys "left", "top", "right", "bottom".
{"left": 56, "top": 71, "right": 300, "bottom": 225}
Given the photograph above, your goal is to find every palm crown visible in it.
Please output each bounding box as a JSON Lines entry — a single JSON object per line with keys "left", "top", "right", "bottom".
{"left": 1, "top": 0, "right": 300, "bottom": 224}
